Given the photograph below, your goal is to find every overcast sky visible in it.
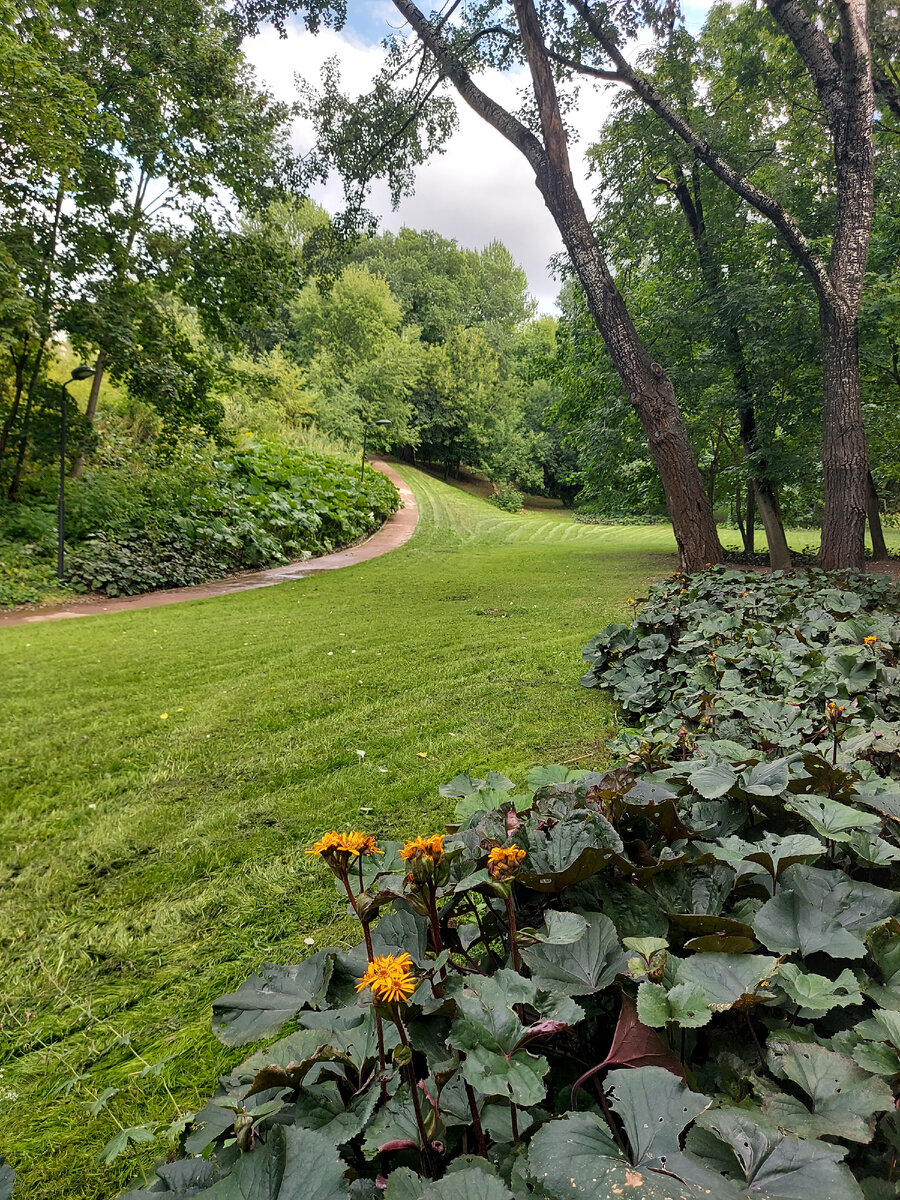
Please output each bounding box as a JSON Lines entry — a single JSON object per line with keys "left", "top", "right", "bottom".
{"left": 244, "top": 2, "right": 710, "bottom": 312}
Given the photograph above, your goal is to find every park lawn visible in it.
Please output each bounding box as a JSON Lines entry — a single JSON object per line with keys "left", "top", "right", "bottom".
{"left": 0, "top": 467, "right": 887, "bottom": 1197}
{"left": 0, "top": 466, "right": 680, "bottom": 1198}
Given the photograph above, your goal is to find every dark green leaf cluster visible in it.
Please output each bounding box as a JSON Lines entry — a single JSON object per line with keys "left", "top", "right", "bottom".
{"left": 63, "top": 441, "right": 398, "bottom": 596}
{"left": 582, "top": 566, "right": 900, "bottom": 758}
{"left": 124, "top": 729, "right": 900, "bottom": 1195}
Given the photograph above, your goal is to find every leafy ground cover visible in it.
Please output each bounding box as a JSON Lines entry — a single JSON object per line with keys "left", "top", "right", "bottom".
{"left": 0, "top": 468, "right": 682, "bottom": 1199}
{"left": 107, "top": 565, "right": 900, "bottom": 1199}
{"left": 0, "top": 440, "right": 398, "bottom": 605}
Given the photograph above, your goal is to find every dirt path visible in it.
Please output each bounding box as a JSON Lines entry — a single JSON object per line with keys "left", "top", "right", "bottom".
{"left": 0, "top": 461, "right": 417, "bottom": 627}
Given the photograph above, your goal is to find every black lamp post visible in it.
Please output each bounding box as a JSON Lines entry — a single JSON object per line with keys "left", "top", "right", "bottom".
{"left": 360, "top": 418, "right": 391, "bottom": 483}
{"left": 59, "top": 365, "right": 95, "bottom": 581}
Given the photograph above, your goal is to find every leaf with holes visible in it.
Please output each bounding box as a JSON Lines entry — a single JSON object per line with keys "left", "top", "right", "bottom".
{"left": 762, "top": 1038, "right": 893, "bottom": 1143}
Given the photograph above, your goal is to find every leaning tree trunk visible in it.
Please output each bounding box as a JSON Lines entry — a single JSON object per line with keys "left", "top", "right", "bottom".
{"left": 391, "top": 0, "right": 722, "bottom": 571}
{"left": 867, "top": 469, "right": 888, "bottom": 561}
{"left": 70, "top": 349, "right": 107, "bottom": 478}
{"left": 510, "top": 0, "right": 722, "bottom": 570}
{"left": 819, "top": 302, "right": 869, "bottom": 569}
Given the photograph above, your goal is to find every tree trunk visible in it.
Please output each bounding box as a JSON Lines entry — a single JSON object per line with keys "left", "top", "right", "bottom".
{"left": 509, "top": 0, "right": 721, "bottom": 570}
{"left": 392, "top": 0, "right": 723, "bottom": 571}
{"left": 0, "top": 353, "right": 27, "bottom": 463}
{"left": 867, "top": 469, "right": 888, "bottom": 561}
{"left": 70, "top": 349, "right": 107, "bottom": 478}
{"left": 818, "top": 302, "right": 869, "bottom": 569}
{"left": 665, "top": 163, "right": 791, "bottom": 571}
{"left": 745, "top": 483, "right": 755, "bottom": 557}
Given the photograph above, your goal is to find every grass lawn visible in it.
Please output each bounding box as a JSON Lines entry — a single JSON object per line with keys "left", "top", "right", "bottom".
{"left": 0, "top": 467, "right": 889, "bottom": 1197}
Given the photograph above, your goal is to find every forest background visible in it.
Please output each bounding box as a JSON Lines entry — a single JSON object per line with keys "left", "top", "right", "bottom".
{"left": 1, "top": 0, "right": 898, "bottom": 606}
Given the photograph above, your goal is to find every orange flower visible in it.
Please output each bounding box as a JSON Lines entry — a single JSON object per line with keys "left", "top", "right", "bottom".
{"left": 864, "top": 635, "right": 877, "bottom": 646}
{"left": 487, "top": 844, "right": 526, "bottom": 882}
{"left": 356, "top": 952, "right": 418, "bottom": 1004}
{"left": 399, "top": 834, "right": 445, "bottom": 862}
{"left": 306, "top": 831, "right": 383, "bottom": 874}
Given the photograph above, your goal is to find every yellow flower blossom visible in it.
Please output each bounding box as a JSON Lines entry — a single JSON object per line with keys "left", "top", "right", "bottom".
{"left": 487, "top": 844, "right": 526, "bottom": 882}
{"left": 356, "top": 952, "right": 418, "bottom": 1004}
{"left": 864, "top": 635, "right": 877, "bottom": 646}
{"left": 399, "top": 834, "right": 445, "bottom": 862}
{"left": 306, "top": 831, "right": 383, "bottom": 874}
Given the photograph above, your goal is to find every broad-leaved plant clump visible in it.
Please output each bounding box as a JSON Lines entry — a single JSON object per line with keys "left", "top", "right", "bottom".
{"left": 64, "top": 441, "right": 399, "bottom": 597}
{"left": 118, "top": 568, "right": 900, "bottom": 1199}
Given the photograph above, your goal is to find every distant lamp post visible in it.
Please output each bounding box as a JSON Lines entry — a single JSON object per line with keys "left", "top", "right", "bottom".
{"left": 58, "top": 365, "right": 95, "bottom": 581}
{"left": 360, "top": 418, "right": 391, "bottom": 483}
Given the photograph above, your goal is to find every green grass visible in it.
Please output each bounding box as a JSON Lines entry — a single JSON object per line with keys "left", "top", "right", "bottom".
{"left": 0, "top": 466, "right": 867, "bottom": 1197}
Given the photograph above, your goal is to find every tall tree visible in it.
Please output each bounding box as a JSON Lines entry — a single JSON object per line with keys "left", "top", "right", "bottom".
{"left": 245, "top": 0, "right": 723, "bottom": 569}
{"left": 560, "top": 0, "right": 876, "bottom": 567}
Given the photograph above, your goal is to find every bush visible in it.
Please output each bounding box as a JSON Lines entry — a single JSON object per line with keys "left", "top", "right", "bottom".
{"left": 490, "top": 481, "right": 524, "bottom": 512}
{"left": 61, "top": 440, "right": 400, "bottom": 597}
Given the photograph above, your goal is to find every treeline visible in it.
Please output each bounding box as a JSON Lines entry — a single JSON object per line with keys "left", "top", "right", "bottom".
{"left": 276, "top": 0, "right": 900, "bottom": 570}
{"left": 0, "top": 0, "right": 573, "bottom": 508}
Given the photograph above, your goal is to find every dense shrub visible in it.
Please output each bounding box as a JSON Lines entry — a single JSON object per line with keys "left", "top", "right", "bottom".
{"left": 490, "top": 481, "right": 524, "bottom": 513}
{"left": 60, "top": 441, "right": 398, "bottom": 597}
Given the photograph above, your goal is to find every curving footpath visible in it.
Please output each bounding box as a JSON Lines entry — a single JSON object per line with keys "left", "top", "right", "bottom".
{"left": 0, "top": 461, "right": 417, "bottom": 627}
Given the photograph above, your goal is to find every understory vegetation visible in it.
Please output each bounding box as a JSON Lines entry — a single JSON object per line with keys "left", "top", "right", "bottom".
{"left": 92, "top": 566, "right": 900, "bottom": 1199}
{"left": 0, "top": 439, "right": 397, "bottom": 602}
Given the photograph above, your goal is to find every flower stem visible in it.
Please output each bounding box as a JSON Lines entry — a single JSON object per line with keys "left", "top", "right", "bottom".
{"left": 505, "top": 894, "right": 521, "bottom": 973}
{"left": 465, "top": 1082, "right": 488, "bottom": 1156}
{"left": 392, "top": 1008, "right": 435, "bottom": 1177}
{"left": 342, "top": 873, "right": 387, "bottom": 1090}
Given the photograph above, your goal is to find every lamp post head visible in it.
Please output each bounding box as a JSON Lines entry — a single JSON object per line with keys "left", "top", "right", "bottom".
{"left": 373, "top": 418, "right": 392, "bottom": 427}
{"left": 70, "top": 365, "right": 95, "bottom": 381}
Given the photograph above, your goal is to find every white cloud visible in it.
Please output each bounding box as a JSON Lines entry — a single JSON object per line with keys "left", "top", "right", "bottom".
{"left": 244, "top": 16, "right": 623, "bottom": 312}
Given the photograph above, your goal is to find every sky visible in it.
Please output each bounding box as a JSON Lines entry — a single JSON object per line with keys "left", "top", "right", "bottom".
{"left": 244, "top": 2, "right": 710, "bottom": 312}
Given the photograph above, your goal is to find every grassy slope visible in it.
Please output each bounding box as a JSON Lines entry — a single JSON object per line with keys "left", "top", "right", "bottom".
{"left": 0, "top": 467, "right": 837, "bottom": 1197}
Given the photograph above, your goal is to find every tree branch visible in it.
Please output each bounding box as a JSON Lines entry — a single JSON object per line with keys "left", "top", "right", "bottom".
{"left": 568, "top": 0, "right": 835, "bottom": 304}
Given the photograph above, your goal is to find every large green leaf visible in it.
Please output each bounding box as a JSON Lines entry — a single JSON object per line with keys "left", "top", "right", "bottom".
{"left": 782, "top": 865, "right": 900, "bottom": 935}
{"left": 674, "top": 953, "right": 780, "bottom": 1010}
{"left": 689, "top": 760, "right": 738, "bottom": 799}
{"left": 742, "top": 758, "right": 791, "bottom": 797}
{"left": 636, "top": 980, "right": 712, "bottom": 1028}
{"left": 776, "top": 963, "right": 863, "bottom": 1016}
{"left": 753, "top": 891, "right": 867, "bottom": 959}
{"left": 519, "top": 911, "right": 626, "bottom": 996}
{"left": 763, "top": 1038, "right": 893, "bottom": 1143}
{"left": 447, "top": 971, "right": 555, "bottom": 1106}
{"left": 527, "top": 1069, "right": 724, "bottom": 1199}
{"left": 689, "top": 1107, "right": 863, "bottom": 1200}
{"left": 787, "top": 796, "right": 880, "bottom": 842}
{"left": 205, "top": 1125, "right": 348, "bottom": 1200}
{"left": 211, "top": 953, "right": 334, "bottom": 1047}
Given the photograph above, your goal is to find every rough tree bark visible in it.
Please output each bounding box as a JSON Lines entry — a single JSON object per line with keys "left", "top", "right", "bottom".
{"left": 392, "top": 0, "right": 722, "bottom": 569}
{"left": 571, "top": 0, "right": 875, "bottom": 570}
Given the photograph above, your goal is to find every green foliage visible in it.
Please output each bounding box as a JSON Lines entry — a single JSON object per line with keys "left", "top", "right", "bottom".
{"left": 62, "top": 440, "right": 398, "bottom": 597}
{"left": 489, "top": 482, "right": 523, "bottom": 514}
{"left": 118, "top": 565, "right": 900, "bottom": 1195}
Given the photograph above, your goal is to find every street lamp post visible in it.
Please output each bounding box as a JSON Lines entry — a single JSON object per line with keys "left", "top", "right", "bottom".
{"left": 360, "top": 418, "right": 392, "bottom": 483}
{"left": 59, "top": 365, "right": 96, "bottom": 581}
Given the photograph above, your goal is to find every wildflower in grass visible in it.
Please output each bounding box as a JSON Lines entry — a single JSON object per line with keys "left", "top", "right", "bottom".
{"left": 625, "top": 597, "right": 635, "bottom": 605}
{"left": 487, "top": 844, "right": 526, "bottom": 882}
{"left": 356, "top": 952, "right": 418, "bottom": 1004}
{"left": 864, "top": 635, "right": 877, "bottom": 646}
